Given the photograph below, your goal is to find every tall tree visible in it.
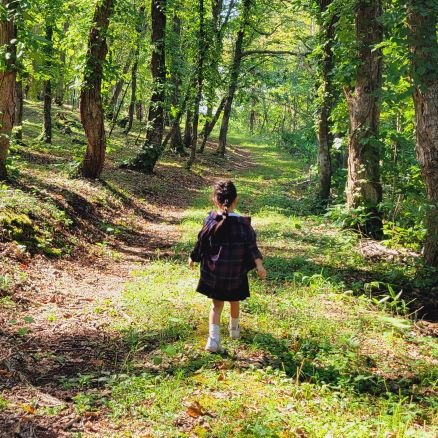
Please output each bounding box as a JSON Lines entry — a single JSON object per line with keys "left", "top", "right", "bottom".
{"left": 0, "top": 0, "right": 17, "bottom": 180}
{"left": 79, "top": 0, "right": 114, "bottom": 178}
{"left": 168, "top": 10, "right": 184, "bottom": 154}
{"left": 124, "top": 6, "right": 146, "bottom": 136}
{"left": 316, "top": 0, "right": 337, "bottom": 204}
{"left": 187, "top": 0, "right": 206, "bottom": 168}
{"left": 217, "top": 0, "right": 252, "bottom": 156}
{"left": 41, "top": 23, "right": 53, "bottom": 143}
{"left": 407, "top": 0, "right": 438, "bottom": 267}
{"left": 129, "top": 0, "right": 166, "bottom": 173}
{"left": 344, "top": 0, "right": 383, "bottom": 238}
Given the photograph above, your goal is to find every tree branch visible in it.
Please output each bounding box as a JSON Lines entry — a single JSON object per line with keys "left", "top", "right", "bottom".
{"left": 240, "top": 49, "right": 308, "bottom": 58}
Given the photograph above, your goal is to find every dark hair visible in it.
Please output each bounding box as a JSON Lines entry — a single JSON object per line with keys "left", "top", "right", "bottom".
{"left": 213, "top": 180, "right": 237, "bottom": 239}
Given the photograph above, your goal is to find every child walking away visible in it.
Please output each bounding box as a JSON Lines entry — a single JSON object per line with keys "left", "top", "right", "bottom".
{"left": 189, "top": 180, "right": 266, "bottom": 353}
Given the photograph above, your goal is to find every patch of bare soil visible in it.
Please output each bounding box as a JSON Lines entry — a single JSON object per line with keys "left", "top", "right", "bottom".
{"left": 0, "top": 143, "right": 256, "bottom": 436}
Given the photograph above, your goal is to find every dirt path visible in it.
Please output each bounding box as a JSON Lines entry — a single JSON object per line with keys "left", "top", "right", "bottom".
{"left": 0, "top": 144, "right": 256, "bottom": 437}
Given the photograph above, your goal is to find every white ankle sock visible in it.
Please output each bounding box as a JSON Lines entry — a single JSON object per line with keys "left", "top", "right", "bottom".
{"left": 209, "top": 324, "right": 220, "bottom": 340}
{"left": 230, "top": 317, "right": 239, "bottom": 330}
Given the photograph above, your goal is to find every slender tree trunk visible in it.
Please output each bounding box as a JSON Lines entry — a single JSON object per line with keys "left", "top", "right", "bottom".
{"left": 169, "top": 12, "right": 184, "bottom": 154}
{"left": 317, "top": 0, "right": 337, "bottom": 204}
{"left": 129, "top": 0, "right": 166, "bottom": 173}
{"left": 79, "top": 0, "right": 114, "bottom": 178}
{"left": 408, "top": 1, "right": 438, "bottom": 267}
{"left": 183, "top": 108, "right": 192, "bottom": 148}
{"left": 0, "top": 1, "right": 17, "bottom": 180}
{"left": 15, "top": 78, "right": 23, "bottom": 141}
{"left": 108, "top": 55, "right": 132, "bottom": 119}
{"left": 42, "top": 25, "right": 53, "bottom": 144}
{"left": 124, "top": 57, "right": 138, "bottom": 135}
{"left": 199, "top": 96, "right": 226, "bottom": 153}
{"left": 135, "top": 102, "right": 143, "bottom": 121}
{"left": 55, "top": 22, "right": 69, "bottom": 105}
{"left": 217, "top": 0, "right": 252, "bottom": 156}
{"left": 344, "top": 0, "right": 383, "bottom": 238}
{"left": 187, "top": 0, "right": 206, "bottom": 168}
{"left": 125, "top": 6, "right": 145, "bottom": 136}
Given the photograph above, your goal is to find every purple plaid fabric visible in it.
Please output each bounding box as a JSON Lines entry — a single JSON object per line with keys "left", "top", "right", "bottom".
{"left": 190, "top": 211, "right": 263, "bottom": 301}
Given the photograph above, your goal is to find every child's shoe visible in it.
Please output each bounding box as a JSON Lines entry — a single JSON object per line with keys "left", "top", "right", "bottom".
{"left": 205, "top": 336, "right": 223, "bottom": 353}
{"left": 229, "top": 317, "right": 240, "bottom": 339}
{"left": 205, "top": 323, "right": 223, "bottom": 353}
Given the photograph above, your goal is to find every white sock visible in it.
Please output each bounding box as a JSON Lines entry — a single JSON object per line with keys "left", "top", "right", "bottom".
{"left": 230, "top": 317, "right": 239, "bottom": 330}
{"left": 209, "top": 324, "right": 220, "bottom": 340}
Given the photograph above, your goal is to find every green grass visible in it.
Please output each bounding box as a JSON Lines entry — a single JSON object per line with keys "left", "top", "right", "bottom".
{"left": 3, "top": 102, "right": 437, "bottom": 436}
{"left": 82, "top": 135, "right": 438, "bottom": 436}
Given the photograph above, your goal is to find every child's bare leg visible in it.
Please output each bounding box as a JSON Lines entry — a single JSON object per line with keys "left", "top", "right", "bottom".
{"left": 210, "top": 299, "right": 224, "bottom": 325}
{"left": 229, "top": 301, "right": 241, "bottom": 339}
{"left": 230, "top": 301, "right": 240, "bottom": 318}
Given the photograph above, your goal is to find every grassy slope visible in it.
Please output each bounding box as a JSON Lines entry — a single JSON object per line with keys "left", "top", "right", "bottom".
{"left": 0, "top": 103, "right": 436, "bottom": 436}
{"left": 107, "top": 136, "right": 437, "bottom": 436}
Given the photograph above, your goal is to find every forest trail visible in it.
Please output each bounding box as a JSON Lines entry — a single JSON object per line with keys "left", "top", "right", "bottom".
{"left": 1, "top": 134, "right": 437, "bottom": 436}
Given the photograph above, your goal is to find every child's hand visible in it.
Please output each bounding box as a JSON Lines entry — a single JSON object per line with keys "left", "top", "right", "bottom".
{"left": 257, "top": 266, "right": 267, "bottom": 280}
{"left": 188, "top": 256, "right": 195, "bottom": 269}
{"left": 255, "top": 259, "right": 266, "bottom": 280}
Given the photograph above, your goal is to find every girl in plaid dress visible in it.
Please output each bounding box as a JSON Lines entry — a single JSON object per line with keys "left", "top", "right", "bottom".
{"left": 189, "top": 180, "right": 266, "bottom": 353}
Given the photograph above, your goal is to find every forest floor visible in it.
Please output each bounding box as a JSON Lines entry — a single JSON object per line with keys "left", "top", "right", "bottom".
{"left": 0, "top": 101, "right": 437, "bottom": 437}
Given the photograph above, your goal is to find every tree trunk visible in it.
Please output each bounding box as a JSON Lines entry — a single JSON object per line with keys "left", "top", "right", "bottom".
{"left": 317, "top": 0, "right": 337, "bottom": 204}
{"left": 408, "top": 1, "right": 438, "bottom": 267}
{"left": 125, "top": 6, "right": 145, "bottom": 136}
{"left": 79, "top": 0, "right": 114, "bottom": 179}
{"left": 187, "top": 0, "right": 206, "bottom": 169}
{"left": 344, "top": 0, "right": 383, "bottom": 239}
{"left": 108, "top": 55, "right": 132, "bottom": 119}
{"left": 15, "top": 78, "right": 23, "bottom": 141}
{"left": 168, "top": 12, "right": 184, "bottom": 154}
{"left": 124, "top": 57, "right": 138, "bottom": 135}
{"left": 199, "top": 96, "right": 226, "bottom": 153}
{"left": 42, "top": 25, "right": 53, "bottom": 144}
{"left": 217, "top": 0, "right": 252, "bottom": 156}
{"left": 135, "top": 102, "right": 143, "bottom": 121}
{"left": 183, "top": 108, "right": 192, "bottom": 148}
{"left": 0, "top": 1, "right": 17, "bottom": 180}
{"left": 129, "top": 0, "right": 166, "bottom": 173}
{"left": 55, "top": 22, "right": 69, "bottom": 105}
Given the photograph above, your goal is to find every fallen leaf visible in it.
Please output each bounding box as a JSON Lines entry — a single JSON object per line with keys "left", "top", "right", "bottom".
{"left": 186, "top": 401, "right": 214, "bottom": 418}
{"left": 21, "top": 404, "right": 36, "bottom": 414}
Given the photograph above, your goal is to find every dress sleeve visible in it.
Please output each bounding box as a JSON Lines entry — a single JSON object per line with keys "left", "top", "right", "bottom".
{"left": 190, "top": 215, "right": 212, "bottom": 262}
{"left": 248, "top": 225, "right": 263, "bottom": 261}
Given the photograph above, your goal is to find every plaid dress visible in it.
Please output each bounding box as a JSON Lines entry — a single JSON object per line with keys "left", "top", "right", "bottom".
{"left": 190, "top": 211, "right": 263, "bottom": 301}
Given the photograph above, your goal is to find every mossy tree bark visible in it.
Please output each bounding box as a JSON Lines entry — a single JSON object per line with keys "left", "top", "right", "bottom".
{"left": 407, "top": 0, "right": 438, "bottom": 267}
{"left": 0, "top": 0, "right": 17, "bottom": 180}
{"left": 344, "top": 0, "right": 383, "bottom": 238}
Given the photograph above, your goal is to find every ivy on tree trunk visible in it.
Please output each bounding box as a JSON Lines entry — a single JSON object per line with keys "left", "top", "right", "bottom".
{"left": 408, "top": 0, "right": 438, "bottom": 267}
{"left": 344, "top": 0, "right": 383, "bottom": 239}
{"left": 0, "top": 0, "right": 17, "bottom": 180}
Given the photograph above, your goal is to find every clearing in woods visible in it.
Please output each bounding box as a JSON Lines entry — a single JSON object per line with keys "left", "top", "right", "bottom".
{"left": 0, "top": 104, "right": 437, "bottom": 436}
